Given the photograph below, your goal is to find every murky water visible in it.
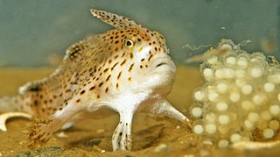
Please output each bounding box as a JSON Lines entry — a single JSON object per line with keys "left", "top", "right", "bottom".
{"left": 0, "top": 0, "right": 279, "bottom": 67}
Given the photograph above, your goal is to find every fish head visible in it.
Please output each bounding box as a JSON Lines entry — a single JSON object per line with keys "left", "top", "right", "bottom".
{"left": 91, "top": 9, "right": 176, "bottom": 94}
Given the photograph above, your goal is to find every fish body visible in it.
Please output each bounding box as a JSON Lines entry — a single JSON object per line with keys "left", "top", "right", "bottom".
{"left": 0, "top": 9, "right": 189, "bottom": 151}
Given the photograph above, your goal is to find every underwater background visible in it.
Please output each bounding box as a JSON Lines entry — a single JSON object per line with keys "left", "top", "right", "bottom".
{"left": 0, "top": 1, "right": 280, "bottom": 156}
{"left": 0, "top": 0, "right": 279, "bottom": 67}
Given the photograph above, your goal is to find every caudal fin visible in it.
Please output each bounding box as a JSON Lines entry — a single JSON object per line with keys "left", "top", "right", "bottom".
{"left": 0, "top": 96, "right": 20, "bottom": 112}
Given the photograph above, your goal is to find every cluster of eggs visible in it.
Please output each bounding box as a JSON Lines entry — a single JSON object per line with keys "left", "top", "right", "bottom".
{"left": 190, "top": 40, "right": 280, "bottom": 148}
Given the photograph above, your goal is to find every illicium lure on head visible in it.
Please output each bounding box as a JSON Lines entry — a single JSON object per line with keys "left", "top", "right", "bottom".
{"left": 0, "top": 9, "right": 190, "bottom": 151}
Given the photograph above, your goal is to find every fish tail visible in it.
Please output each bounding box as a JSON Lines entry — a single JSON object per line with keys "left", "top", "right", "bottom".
{"left": 0, "top": 96, "right": 21, "bottom": 112}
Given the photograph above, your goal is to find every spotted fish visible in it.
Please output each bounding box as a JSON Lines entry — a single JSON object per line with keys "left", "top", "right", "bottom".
{"left": 0, "top": 9, "right": 190, "bottom": 151}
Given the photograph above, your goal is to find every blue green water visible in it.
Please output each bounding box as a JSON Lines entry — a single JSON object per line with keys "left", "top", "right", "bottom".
{"left": 0, "top": 0, "right": 279, "bottom": 67}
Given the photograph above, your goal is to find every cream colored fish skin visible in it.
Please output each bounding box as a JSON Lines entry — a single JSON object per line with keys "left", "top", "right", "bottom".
{"left": 2, "top": 9, "right": 190, "bottom": 151}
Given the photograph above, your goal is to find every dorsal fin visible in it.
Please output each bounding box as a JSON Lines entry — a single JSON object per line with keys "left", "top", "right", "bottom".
{"left": 90, "top": 9, "right": 139, "bottom": 29}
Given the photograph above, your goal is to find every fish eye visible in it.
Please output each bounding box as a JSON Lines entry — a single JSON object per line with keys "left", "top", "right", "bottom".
{"left": 125, "top": 39, "right": 133, "bottom": 47}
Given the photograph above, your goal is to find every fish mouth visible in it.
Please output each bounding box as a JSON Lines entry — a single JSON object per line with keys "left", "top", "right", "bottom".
{"left": 153, "top": 57, "right": 176, "bottom": 73}
{"left": 145, "top": 57, "right": 176, "bottom": 93}
{"left": 155, "top": 62, "right": 168, "bottom": 68}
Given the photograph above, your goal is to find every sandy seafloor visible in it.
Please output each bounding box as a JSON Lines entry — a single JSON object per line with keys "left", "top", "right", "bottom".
{"left": 0, "top": 65, "right": 279, "bottom": 157}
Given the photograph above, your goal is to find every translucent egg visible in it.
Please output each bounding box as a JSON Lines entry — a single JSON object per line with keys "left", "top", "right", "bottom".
{"left": 207, "top": 56, "right": 218, "bottom": 64}
{"left": 205, "top": 113, "right": 216, "bottom": 123}
{"left": 193, "top": 124, "right": 204, "bottom": 134}
{"left": 235, "top": 69, "right": 246, "bottom": 78}
{"left": 252, "top": 93, "right": 266, "bottom": 105}
{"left": 261, "top": 111, "right": 272, "bottom": 121}
{"left": 230, "top": 92, "right": 240, "bottom": 102}
{"left": 250, "top": 67, "right": 263, "bottom": 78}
{"left": 244, "top": 120, "right": 254, "bottom": 130}
{"left": 248, "top": 112, "right": 260, "bottom": 122}
{"left": 223, "top": 68, "right": 235, "bottom": 79}
{"left": 269, "top": 105, "right": 280, "bottom": 116}
{"left": 194, "top": 89, "right": 204, "bottom": 101}
{"left": 235, "top": 79, "right": 246, "bottom": 87}
{"left": 191, "top": 107, "right": 203, "bottom": 117}
{"left": 208, "top": 91, "right": 219, "bottom": 102}
{"left": 216, "top": 102, "right": 228, "bottom": 111}
{"left": 250, "top": 53, "right": 266, "bottom": 64}
{"left": 215, "top": 69, "right": 224, "bottom": 79}
{"left": 218, "top": 126, "right": 230, "bottom": 134}
{"left": 225, "top": 56, "right": 237, "bottom": 65}
{"left": 263, "top": 128, "right": 274, "bottom": 139}
{"left": 241, "top": 100, "right": 255, "bottom": 110}
{"left": 218, "top": 140, "right": 229, "bottom": 148}
{"left": 217, "top": 83, "right": 228, "bottom": 93}
{"left": 203, "top": 68, "right": 214, "bottom": 79}
{"left": 218, "top": 114, "right": 230, "bottom": 125}
{"left": 237, "top": 57, "right": 249, "bottom": 68}
{"left": 257, "top": 119, "right": 268, "bottom": 130}
{"left": 205, "top": 123, "right": 217, "bottom": 134}
{"left": 264, "top": 82, "right": 275, "bottom": 92}
{"left": 220, "top": 43, "right": 233, "bottom": 52}
{"left": 269, "top": 120, "right": 280, "bottom": 130}
{"left": 241, "top": 84, "right": 253, "bottom": 95}
{"left": 230, "top": 133, "right": 241, "bottom": 143}
{"left": 202, "top": 139, "right": 213, "bottom": 145}
{"left": 268, "top": 73, "right": 280, "bottom": 84}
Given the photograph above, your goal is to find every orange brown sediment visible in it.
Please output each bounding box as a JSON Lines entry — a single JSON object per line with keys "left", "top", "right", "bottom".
{"left": 0, "top": 65, "right": 279, "bottom": 156}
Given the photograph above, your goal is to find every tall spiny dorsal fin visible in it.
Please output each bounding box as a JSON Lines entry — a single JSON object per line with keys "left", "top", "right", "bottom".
{"left": 90, "top": 9, "right": 140, "bottom": 29}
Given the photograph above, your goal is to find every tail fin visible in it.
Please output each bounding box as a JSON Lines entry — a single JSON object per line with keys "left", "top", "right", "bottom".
{"left": 0, "top": 96, "right": 20, "bottom": 112}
